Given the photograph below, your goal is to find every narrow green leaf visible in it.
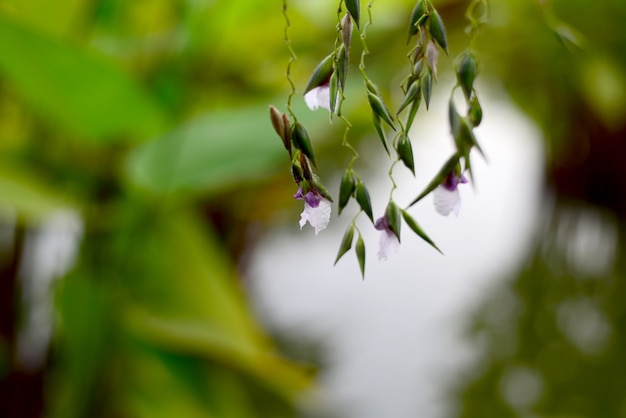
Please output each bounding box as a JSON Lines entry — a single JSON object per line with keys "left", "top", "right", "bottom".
{"left": 292, "top": 122, "right": 317, "bottom": 168}
{"left": 337, "top": 45, "right": 349, "bottom": 91}
{"left": 429, "top": 7, "right": 448, "bottom": 55}
{"left": 345, "top": 0, "right": 361, "bottom": 28}
{"left": 385, "top": 201, "right": 402, "bottom": 242}
{"left": 408, "top": 0, "right": 427, "bottom": 40}
{"left": 373, "top": 115, "right": 391, "bottom": 156}
{"left": 401, "top": 210, "right": 442, "bottom": 254}
{"left": 408, "top": 153, "right": 460, "bottom": 207}
{"left": 396, "top": 135, "right": 415, "bottom": 176}
{"left": 335, "top": 225, "right": 355, "bottom": 265}
{"left": 338, "top": 170, "right": 357, "bottom": 214}
{"left": 356, "top": 235, "right": 366, "bottom": 278}
{"left": 405, "top": 94, "right": 421, "bottom": 130}
{"left": 304, "top": 54, "right": 334, "bottom": 94}
{"left": 449, "top": 99, "right": 463, "bottom": 148}
{"left": 421, "top": 71, "right": 432, "bottom": 109}
{"left": 368, "top": 93, "right": 396, "bottom": 130}
{"left": 356, "top": 182, "right": 374, "bottom": 223}
{"left": 457, "top": 52, "right": 477, "bottom": 100}
{"left": 397, "top": 80, "right": 421, "bottom": 115}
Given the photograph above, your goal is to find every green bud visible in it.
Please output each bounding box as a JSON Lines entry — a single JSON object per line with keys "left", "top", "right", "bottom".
{"left": 468, "top": 96, "right": 482, "bottom": 127}
{"left": 292, "top": 122, "right": 317, "bottom": 168}
{"left": 304, "top": 54, "right": 334, "bottom": 95}
{"left": 339, "top": 169, "right": 357, "bottom": 214}
{"left": 368, "top": 92, "right": 396, "bottom": 130}
{"left": 429, "top": 7, "right": 448, "bottom": 55}
{"left": 337, "top": 45, "right": 348, "bottom": 91}
{"left": 397, "top": 80, "right": 421, "bottom": 115}
{"left": 457, "top": 52, "right": 477, "bottom": 100}
{"left": 385, "top": 201, "right": 402, "bottom": 242}
{"left": 342, "top": 12, "right": 353, "bottom": 48}
{"left": 401, "top": 210, "right": 442, "bottom": 254}
{"left": 396, "top": 134, "right": 415, "bottom": 176}
{"left": 356, "top": 182, "right": 374, "bottom": 223}
{"left": 345, "top": 0, "right": 360, "bottom": 28}
{"left": 365, "top": 79, "right": 379, "bottom": 95}
{"left": 312, "top": 174, "right": 333, "bottom": 202}
{"left": 421, "top": 70, "right": 432, "bottom": 110}
{"left": 408, "top": 0, "right": 427, "bottom": 40}
{"left": 356, "top": 234, "right": 366, "bottom": 278}
{"left": 373, "top": 115, "right": 390, "bottom": 156}
{"left": 335, "top": 225, "right": 355, "bottom": 265}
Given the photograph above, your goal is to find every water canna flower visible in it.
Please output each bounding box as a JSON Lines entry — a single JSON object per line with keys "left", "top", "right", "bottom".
{"left": 304, "top": 81, "right": 332, "bottom": 112}
{"left": 294, "top": 188, "right": 332, "bottom": 234}
{"left": 433, "top": 172, "right": 468, "bottom": 216}
{"left": 374, "top": 216, "right": 400, "bottom": 260}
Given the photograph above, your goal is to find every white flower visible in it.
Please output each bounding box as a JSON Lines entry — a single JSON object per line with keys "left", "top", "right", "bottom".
{"left": 294, "top": 188, "right": 331, "bottom": 234}
{"left": 304, "top": 84, "right": 331, "bottom": 111}
{"left": 374, "top": 216, "right": 400, "bottom": 261}
{"left": 433, "top": 173, "right": 468, "bottom": 216}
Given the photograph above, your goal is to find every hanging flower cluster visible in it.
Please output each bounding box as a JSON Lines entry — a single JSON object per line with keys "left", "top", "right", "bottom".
{"left": 270, "top": 0, "right": 488, "bottom": 277}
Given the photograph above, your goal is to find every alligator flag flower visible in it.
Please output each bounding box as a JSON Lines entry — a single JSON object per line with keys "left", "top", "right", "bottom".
{"left": 374, "top": 216, "right": 400, "bottom": 260}
{"left": 433, "top": 172, "right": 468, "bottom": 216}
{"left": 304, "top": 81, "right": 332, "bottom": 111}
{"left": 294, "top": 188, "right": 332, "bottom": 235}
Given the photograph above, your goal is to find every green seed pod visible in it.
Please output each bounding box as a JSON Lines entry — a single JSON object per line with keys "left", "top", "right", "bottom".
{"left": 338, "top": 169, "right": 357, "bottom": 214}
{"left": 457, "top": 52, "right": 477, "bottom": 100}
{"left": 408, "top": 0, "right": 427, "bottom": 40}
{"left": 292, "top": 122, "right": 316, "bottom": 168}
{"left": 429, "top": 7, "right": 448, "bottom": 55}
{"left": 396, "top": 134, "right": 415, "bottom": 176}
{"left": 421, "top": 70, "right": 432, "bottom": 109}
{"left": 356, "top": 182, "right": 374, "bottom": 223}
{"left": 468, "top": 96, "right": 483, "bottom": 127}
{"left": 401, "top": 210, "right": 442, "bottom": 254}
{"left": 373, "top": 115, "right": 390, "bottom": 156}
{"left": 335, "top": 224, "right": 355, "bottom": 265}
{"left": 385, "top": 201, "right": 402, "bottom": 242}
{"left": 356, "top": 234, "right": 366, "bottom": 278}
{"left": 304, "top": 54, "right": 334, "bottom": 94}
{"left": 368, "top": 92, "right": 396, "bottom": 130}
{"left": 345, "top": 0, "right": 360, "bottom": 28}
{"left": 397, "top": 80, "right": 421, "bottom": 115}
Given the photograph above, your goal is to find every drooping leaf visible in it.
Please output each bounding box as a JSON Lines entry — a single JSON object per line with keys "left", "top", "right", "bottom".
{"left": 384, "top": 201, "right": 401, "bottom": 242}
{"left": 429, "top": 7, "right": 448, "bottom": 55}
{"left": 355, "top": 235, "right": 366, "bottom": 278}
{"left": 373, "top": 115, "right": 390, "bottom": 156}
{"left": 345, "top": 0, "right": 361, "bottom": 28}
{"left": 408, "top": 153, "right": 460, "bottom": 207}
{"left": 304, "top": 54, "right": 334, "bottom": 95}
{"left": 408, "top": 0, "right": 427, "bottom": 40}
{"left": 335, "top": 225, "right": 355, "bottom": 265}
{"left": 338, "top": 170, "right": 357, "bottom": 214}
{"left": 457, "top": 51, "right": 478, "bottom": 100}
{"left": 401, "top": 210, "right": 442, "bottom": 254}
{"left": 368, "top": 93, "right": 396, "bottom": 130}
{"left": 355, "top": 182, "right": 374, "bottom": 223}
{"left": 396, "top": 135, "right": 415, "bottom": 176}
{"left": 397, "top": 80, "right": 421, "bottom": 115}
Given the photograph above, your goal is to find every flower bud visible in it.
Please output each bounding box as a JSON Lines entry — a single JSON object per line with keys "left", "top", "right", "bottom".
{"left": 335, "top": 225, "right": 355, "bottom": 265}
{"left": 384, "top": 201, "right": 402, "bottom": 242}
{"left": 457, "top": 52, "right": 477, "bottom": 100}
{"left": 429, "top": 7, "right": 448, "bottom": 55}
{"left": 396, "top": 134, "right": 415, "bottom": 176}
{"left": 304, "top": 54, "right": 334, "bottom": 95}
{"left": 356, "top": 182, "right": 374, "bottom": 223}
{"left": 292, "top": 122, "right": 317, "bottom": 168}
{"left": 339, "top": 169, "right": 357, "bottom": 214}
{"left": 345, "top": 0, "right": 360, "bottom": 28}
{"left": 356, "top": 235, "right": 366, "bottom": 278}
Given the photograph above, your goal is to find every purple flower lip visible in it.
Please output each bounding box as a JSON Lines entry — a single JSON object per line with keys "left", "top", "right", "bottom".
{"left": 294, "top": 188, "right": 321, "bottom": 208}
{"left": 374, "top": 216, "right": 388, "bottom": 231}
{"left": 442, "top": 173, "right": 468, "bottom": 192}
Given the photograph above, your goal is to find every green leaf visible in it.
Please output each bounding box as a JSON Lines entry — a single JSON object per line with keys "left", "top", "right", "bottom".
{"left": 373, "top": 115, "right": 390, "bottom": 156}
{"left": 345, "top": 0, "right": 361, "bottom": 28}
{"left": 291, "top": 122, "right": 317, "bottom": 168}
{"left": 401, "top": 210, "right": 442, "bottom": 254}
{"left": 337, "top": 45, "right": 349, "bottom": 91}
{"left": 397, "top": 80, "right": 421, "bottom": 115}
{"left": 355, "top": 235, "right": 366, "bottom": 278}
{"left": 304, "top": 54, "right": 334, "bottom": 94}
{"left": 368, "top": 93, "right": 396, "bottom": 131}
{"left": 408, "top": 0, "right": 427, "bottom": 40}
{"left": 396, "top": 135, "right": 415, "bottom": 176}
{"left": 405, "top": 95, "right": 422, "bottom": 130}
{"left": 355, "top": 182, "right": 374, "bottom": 223}
{"left": 338, "top": 170, "right": 357, "bottom": 214}
{"left": 421, "top": 70, "right": 433, "bottom": 109}
{"left": 429, "top": 7, "right": 448, "bottom": 55}
{"left": 0, "top": 13, "right": 166, "bottom": 144}
{"left": 408, "top": 153, "right": 460, "bottom": 207}
{"left": 335, "top": 225, "right": 355, "bottom": 265}
{"left": 385, "top": 201, "right": 401, "bottom": 242}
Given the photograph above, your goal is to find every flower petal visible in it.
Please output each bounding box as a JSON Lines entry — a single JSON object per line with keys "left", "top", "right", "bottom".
{"left": 299, "top": 198, "right": 332, "bottom": 234}
{"left": 304, "top": 85, "right": 332, "bottom": 112}
{"left": 378, "top": 229, "right": 400, "bottom": 260}
{"left": 304, "top": 88, "right": 321, "bottom": 110}
{"left": 433, "top": 186, "right": 461, "bottom": 216}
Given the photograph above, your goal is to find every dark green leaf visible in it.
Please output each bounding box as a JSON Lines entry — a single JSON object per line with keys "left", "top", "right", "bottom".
{"left": 408, "top": 0, "right": 427, "bottom": 40}
{"left": 396, "top": 135, "right": 415, "bottom": 176}
{"left": 405, "top": 95, "right": 422, "bottom": 130}
{"left": 408, "top": 153, "right": 460, "bottom": 207}
{"left": 373, "top": 115, "right": 391, "bottom": 156}
{"left": 345, "top": 0, "right": 361, "bottom": 28}
{"left": 457, "top": 52, "right": 478, "bottom": 100}
{"left": 401, "top": 210, "right": 442, "bottom": 254}
{"left": 385, "top": 201, "right": 402, "bottom": 242}
{"left": 368, "top": 93, "right": 396, "bottom": 130}
{"left": 337, "top": 45, "right": 349, "bottom": 91}
{"left": 304, "top": 54, "right": 334, "bottom": 94}
{"left": 292, "top": 122, "right": 317, "bottom": 168}
{"left": 339, "top": 170, "right": 357, "bottom": 214}
{"left": 429, "top": 7, "right": 448, "bottom": 55}
{"left": 397, "top": 80, "right": 421, "bottom": 115}
{"left": 356, "top": 182, "right": 374, "bottom": 223}
{"left": 335, "top": 225, "right": 355, "bottom": 265}
{"left": 421, "top": 71, "right": 433, "bottom": 109}
{"left": 356, "top": 235, "right": 366, "bottom": 278}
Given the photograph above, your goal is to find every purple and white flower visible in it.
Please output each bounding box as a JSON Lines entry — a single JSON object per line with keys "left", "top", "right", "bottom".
{"left": 294, "top": 188, "right": 331, "bottom": 235}
{"left": 304, "top": 82, "right": 332, "bottom": 112}
{"left": 433, "top": 172, "right": 468, "bottom": 216}
{"left": 374, "top": 216, "right": 399, "bottom": 260}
